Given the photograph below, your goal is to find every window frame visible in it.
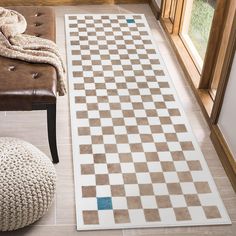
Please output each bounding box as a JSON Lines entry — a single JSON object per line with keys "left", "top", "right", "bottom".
{"left": 160, "top": 0, "right": 231, "bottom": 119}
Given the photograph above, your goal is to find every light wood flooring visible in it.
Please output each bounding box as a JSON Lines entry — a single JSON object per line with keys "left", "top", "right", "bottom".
{"left": 0, "top": 4, "right": 235, "bottom": 236}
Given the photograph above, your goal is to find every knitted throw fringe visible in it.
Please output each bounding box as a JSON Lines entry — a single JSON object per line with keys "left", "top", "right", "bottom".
{"left": 0, "top": 7, "right": 66, "bottom": 96}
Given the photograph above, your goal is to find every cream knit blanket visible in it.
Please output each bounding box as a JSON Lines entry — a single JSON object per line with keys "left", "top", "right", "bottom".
{"left": 0, "top": 7, "right": 66, "bottom": 96}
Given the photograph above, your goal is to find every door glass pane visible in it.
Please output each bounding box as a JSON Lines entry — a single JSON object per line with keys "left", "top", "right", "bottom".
{"left": 180, "top": 0, "right": 216, "bottom": 71}
{"left": 189, "top": 0, "right": 216, "bottom": 59}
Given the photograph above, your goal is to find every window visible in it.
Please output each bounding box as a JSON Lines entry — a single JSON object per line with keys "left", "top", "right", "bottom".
{"left": 180, "top": 0, "right": 216, "bottom": 72}
{"left": 160, "top": 0, "right": 231, "bottom": 116}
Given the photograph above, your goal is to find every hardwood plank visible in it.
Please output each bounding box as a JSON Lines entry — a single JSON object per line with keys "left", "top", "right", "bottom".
{"left": 115, "top": 0, "right": 147, "bottom": 3}
{"left": 118, "top": 3, "right": 154, "bottom": 17}
{"left": 2, "top": 225, "right": 123, "bottom": 236}
{"left": 123, "top": 223, "right": 236, "bottom": 236}
{"left": 0, "top": 0, "right": 148, "bottom": 6}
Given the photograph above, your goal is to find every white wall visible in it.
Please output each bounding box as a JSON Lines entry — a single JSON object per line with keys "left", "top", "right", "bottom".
{"left": 218, "top": 51, "right": 236, "bottom": 160}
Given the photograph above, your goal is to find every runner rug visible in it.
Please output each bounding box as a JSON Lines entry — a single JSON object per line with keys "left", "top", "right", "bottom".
{"left": 65, "top": 14, "right": 230, "bottom": 230}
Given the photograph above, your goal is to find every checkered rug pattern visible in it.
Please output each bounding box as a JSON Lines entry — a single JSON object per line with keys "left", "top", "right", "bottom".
{"left": 65, "top": 14, "right": 230, "bottom": 230}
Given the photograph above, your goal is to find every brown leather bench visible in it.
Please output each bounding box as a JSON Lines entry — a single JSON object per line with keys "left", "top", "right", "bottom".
{"left": 0, "top": 7, "right": 59, "bottom": 163}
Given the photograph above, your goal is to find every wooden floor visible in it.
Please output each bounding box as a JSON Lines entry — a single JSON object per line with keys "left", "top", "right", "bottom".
{"left": 0, "top": 4, "right": 235, "bottom": 236}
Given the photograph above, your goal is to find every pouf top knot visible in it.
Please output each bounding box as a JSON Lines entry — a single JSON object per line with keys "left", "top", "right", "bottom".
{"left": 0, "top": 137, "right": 56, "bottom": 231}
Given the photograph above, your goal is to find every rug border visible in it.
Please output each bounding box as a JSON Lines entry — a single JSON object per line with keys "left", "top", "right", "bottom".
{"left": 64, "top": 13, "right": 231, "bottom": 231}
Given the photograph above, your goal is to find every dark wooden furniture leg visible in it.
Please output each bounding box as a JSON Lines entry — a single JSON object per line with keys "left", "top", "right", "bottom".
{"left": 32, "top": 103, "right": 59, "bottom": 163}
{"left": 47, "top": 104, "right": 59, "bottom": 164}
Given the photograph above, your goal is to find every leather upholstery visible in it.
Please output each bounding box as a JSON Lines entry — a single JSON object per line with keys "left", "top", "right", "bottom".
{"left": 0, "top": 7, "right": 57, "bottom": 111}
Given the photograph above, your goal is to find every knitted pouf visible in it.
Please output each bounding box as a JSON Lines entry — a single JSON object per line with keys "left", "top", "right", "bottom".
{"left": 0, "top": 137, "right": 56, "bottom": 231}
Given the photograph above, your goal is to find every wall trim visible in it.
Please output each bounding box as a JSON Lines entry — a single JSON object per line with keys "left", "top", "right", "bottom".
{"left": 210, "top": 125, "right": 236, "bottom": 192}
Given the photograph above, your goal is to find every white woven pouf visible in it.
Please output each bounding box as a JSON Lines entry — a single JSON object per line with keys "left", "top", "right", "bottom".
{"left": 0, "top": 137, "right": 56, "bottom": 231}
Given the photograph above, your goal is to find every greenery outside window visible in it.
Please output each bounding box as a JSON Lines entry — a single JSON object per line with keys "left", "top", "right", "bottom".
{"left": 180, "top": 0, "right": 216, "bottom": 72}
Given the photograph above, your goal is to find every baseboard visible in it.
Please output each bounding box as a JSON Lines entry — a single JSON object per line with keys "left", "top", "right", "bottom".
{"left": 210, "top": 125, "right": 236, "bottom": 192}
{"left": 0, "top": 0, "right": 148, "bottom": 6}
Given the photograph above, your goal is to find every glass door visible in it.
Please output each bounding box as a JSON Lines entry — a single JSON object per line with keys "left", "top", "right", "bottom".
{"left": 180, "top": 0, "right": 216, "bottom": 72}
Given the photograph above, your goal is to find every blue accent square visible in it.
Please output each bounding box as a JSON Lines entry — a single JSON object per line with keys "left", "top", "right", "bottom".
{"left": 97, "top": 197, "right": 113, "bottom": 210}
{"left": 126, "top": 19, "right": 135, "bottom": 24}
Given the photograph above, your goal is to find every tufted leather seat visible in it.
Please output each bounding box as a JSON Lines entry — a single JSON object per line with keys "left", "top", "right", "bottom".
{"left": 0, "top": 6, "right": 57, "bottom": 111}
{"left": 0, "top": 7, "right": 60, "bottom": 163}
